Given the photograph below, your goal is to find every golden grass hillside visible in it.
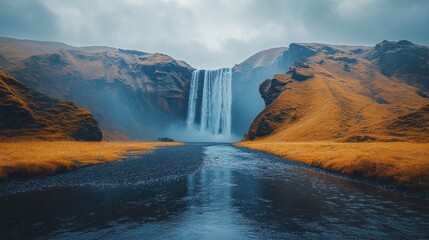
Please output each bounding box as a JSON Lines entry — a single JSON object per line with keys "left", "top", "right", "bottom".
{"left": 246, "top": 50, "right": 429, "bottom": 142}
{"left": 236, "top": 141, "right": 429, "bottom": 190}
{"left": 242, "top": 41, "right": 429, "bottom": 190}
{"left": 0, "top": 141, "right": 182, "bottom": 180}
{"left": 0, "top": 68, "right": 102, "bottom": 141}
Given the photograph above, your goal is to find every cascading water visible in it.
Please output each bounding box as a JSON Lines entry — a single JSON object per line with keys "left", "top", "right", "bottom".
{"left": 186, "top": 68, "right": 232, "bottom": 136}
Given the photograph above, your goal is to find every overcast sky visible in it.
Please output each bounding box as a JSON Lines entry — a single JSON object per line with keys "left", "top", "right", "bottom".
{"left": 1, "top": 0, "right": 428, "bottom": 69}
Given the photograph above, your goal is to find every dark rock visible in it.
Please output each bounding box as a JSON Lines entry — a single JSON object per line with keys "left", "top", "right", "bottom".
{"left": 366, "top": 40, "right": 429, "bottom": 90}
{"left": 417, "top": 90, "right": 429, "bottom": 98}
{"left": 350, "top": 48, "right": 365, "bottom": 54}
{"left": 73, "top": 121, "right": 103, "bottom": 141}
{"left": 46, "top": 53, "right": 68, "bottom": 67}
{"left": 279, "top": 43, "right": 317, "bottom": 68}
{"left": 321, "top": 45, "right": 339, "bottom": 55}
{"left": 288, "top": 67, "right": 313, "bottom": 81}
{"left": 273, "top": 114, "right": 284, "bottom": 122}
{"left": 327, "top": 56, "right": 359, "bottom": 64}
{"left": 345, "top": 135, "right": 377, "bottom": 142}
{"left": 259, "top": 78, "right": 288, "bottom": 106}
{"left": 294, "top": 61, "right": 310, "bottom": 68}
{"left": 245, "top": 107, "right": 296, "bottom": 140}
{"left": 158, "top": 137, "right": 175, "bottom": 142}
{"left": 289, "top": 43, "right": 318, "bottom": 59}
{"left": 375, "top": 97, "right": 388, "bottom": 104}
{"left": 343, "top": 63, "right": 351, "bottom": 72}
{"left": 250, "top": 117, "right": 273, "bottom": 140}
{"left": 118, "top": 48, "right": 147, "bottom": 56}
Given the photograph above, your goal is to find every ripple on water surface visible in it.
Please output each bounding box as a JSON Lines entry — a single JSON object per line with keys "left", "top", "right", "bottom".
{"left": 0, "top": 143, "right": 429, "bottom": 239}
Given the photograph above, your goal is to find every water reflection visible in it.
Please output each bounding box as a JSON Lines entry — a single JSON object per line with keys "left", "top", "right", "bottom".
{"left": 163, "top": 153, "right": 246, "bottom": 239}
{"left": 0, "top": 181, "right": 190, "bottom": 239}
{"left": 0, "top": 144, "right": 429, "bottom": 239}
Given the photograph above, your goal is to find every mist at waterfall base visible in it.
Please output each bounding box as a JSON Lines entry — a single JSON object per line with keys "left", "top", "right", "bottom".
{"left": 166, "top": 68, "right": 239, "bottom": 142}
{"left": 162, "top": 124, "right": 239, "bottom": 142}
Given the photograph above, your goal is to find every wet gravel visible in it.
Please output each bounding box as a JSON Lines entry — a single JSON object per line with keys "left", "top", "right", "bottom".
{"left": 0, "top": 143, "right": 207, "bottom": 196}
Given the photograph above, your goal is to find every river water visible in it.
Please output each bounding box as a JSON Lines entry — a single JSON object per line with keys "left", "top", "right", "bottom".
{"left": 1, "top": 143, "right": 428, "bottom": 239}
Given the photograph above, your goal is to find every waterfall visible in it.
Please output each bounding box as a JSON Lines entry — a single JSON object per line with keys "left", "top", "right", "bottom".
{"left": 186, "top": 68, "right": 232, "bottom": 136}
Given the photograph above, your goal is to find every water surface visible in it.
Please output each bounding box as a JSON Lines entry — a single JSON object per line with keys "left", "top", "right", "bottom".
{"left": 1, "top": 143, "right": 428, "bottom": 239}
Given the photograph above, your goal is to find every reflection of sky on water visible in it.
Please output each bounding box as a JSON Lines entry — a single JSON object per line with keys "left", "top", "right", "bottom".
{"left": 1, "top": 144, "right": 429, "bottom": 239}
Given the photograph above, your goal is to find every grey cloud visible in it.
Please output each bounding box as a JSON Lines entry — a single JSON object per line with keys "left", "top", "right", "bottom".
{"left": 0, "top": 0, "right": 428, "bottom": 69}
{"left": 0, "top": 0, "right": 60, "bottom": 40}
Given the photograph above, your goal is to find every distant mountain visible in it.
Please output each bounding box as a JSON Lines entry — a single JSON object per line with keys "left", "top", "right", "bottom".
{"left": 244, "top": 40, "right": 429, "bottom": 142}
{"left": 0, "top": 67, "right": 102, "bottom": 141}
{"left": 233, "top": 47, "right": 288, "bottom": 82}
{"left": 3, "top": 37, "right": 426, "bottom": 142}
{"left": 0, "top": 37, "right": 194, "bottom": 140}
{"left": 232, "top": 47, "right": 288, "bottom": 136}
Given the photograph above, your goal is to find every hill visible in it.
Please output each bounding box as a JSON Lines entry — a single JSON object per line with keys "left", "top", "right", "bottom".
{"left": 0, "top": 68, "right": 102, "bottom": 141}
{"left": 0, "top": 37, "right": 194, "bottom": 140}
{"left": 231, "top": 47, "right": 288, "bottom": 136}
{"left": 245, "top": 40, "right": 429, "bottom": 142}
{"left": 239, "top": 40, "right": 429, "bottom": 190}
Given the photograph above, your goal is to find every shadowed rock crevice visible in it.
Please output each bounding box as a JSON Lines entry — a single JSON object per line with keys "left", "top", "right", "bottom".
{"left": 259, "top": 78, "right": 289, "bottom": 106}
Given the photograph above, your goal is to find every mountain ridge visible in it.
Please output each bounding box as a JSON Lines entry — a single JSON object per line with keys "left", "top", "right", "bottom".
{"left": 244, "top": 40, "right": 429, "bottom": 142}
{"left": 0, "top": 37, "right": 194, "bottom": 140}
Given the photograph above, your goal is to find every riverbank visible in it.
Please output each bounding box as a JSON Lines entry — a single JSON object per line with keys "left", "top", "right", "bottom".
{"left": 235, "top": 141, "right": 429, "bottom": 191}
{"left": 0, "top": 141, "right": 182, "bottom": 180}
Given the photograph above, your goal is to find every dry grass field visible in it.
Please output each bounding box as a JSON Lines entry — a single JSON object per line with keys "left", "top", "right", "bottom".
{"left": 236, "top": 141, "right": 429, "bottom": 190}
{"left": 0, "top": 141, "right": 182, "bottom": 179}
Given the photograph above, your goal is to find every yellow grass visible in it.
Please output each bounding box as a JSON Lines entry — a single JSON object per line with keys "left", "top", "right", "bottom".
{"left": 236, "top": 141, "right": 429, "bottom": 190}
{"left": 247, "top": 56, "right": 429, "bottom": 142}
{"left": 0, "top": 141, "right": 182, "bottom": 179}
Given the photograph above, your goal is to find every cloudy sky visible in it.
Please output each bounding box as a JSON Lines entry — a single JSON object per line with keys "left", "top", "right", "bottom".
{"left": 1, "top": 0, "right": 428, "bottom": 69}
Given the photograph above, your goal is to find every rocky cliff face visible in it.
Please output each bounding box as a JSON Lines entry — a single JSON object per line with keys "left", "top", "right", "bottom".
{"left": 364, "top": 40, "right": 429, "bottom": 90}
{"left": 0, "top": 68, "right": 102, "bottom": 141}
{"left": 245, "top": 40, "right": 429, "bottom": 142}
{"left": 259, "top": 77, "right": 289, "bottom": 106}
{"left": 0, "top": 37, "right": 194, "bottom": 140}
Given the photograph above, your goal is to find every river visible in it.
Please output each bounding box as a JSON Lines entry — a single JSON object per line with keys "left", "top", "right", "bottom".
{"left": 1, "top": 143, "right": 428, "bottom": 239}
